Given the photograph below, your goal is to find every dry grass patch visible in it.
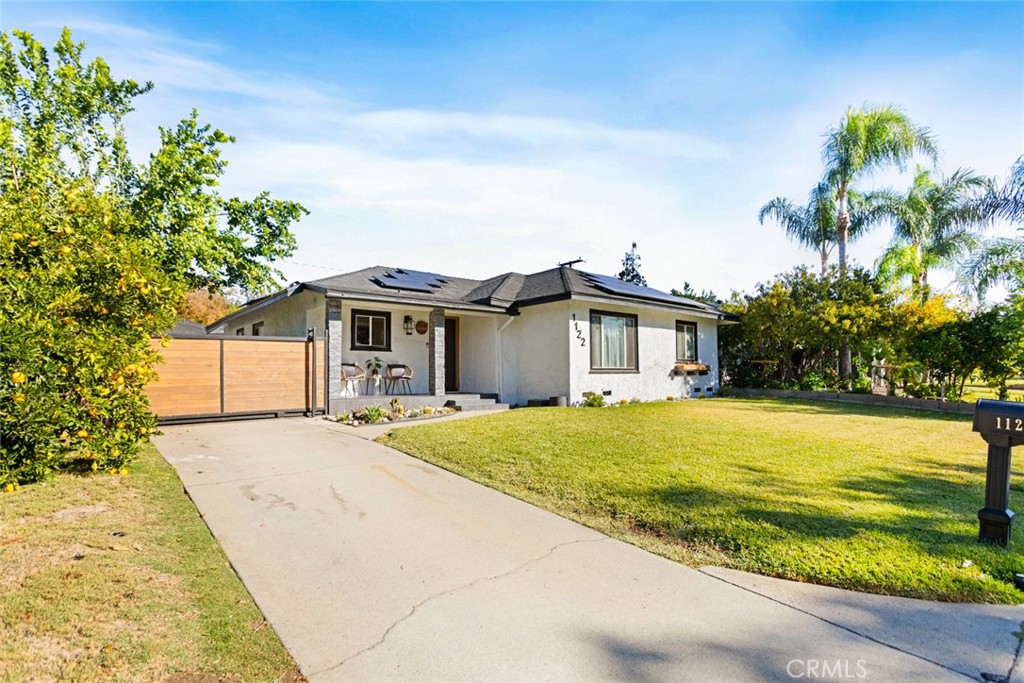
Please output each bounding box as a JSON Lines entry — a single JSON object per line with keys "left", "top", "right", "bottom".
{"left": 0, "top": 443, "right": 300, "bottom": 682}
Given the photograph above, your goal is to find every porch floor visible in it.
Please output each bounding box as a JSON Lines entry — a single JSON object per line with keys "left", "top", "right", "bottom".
{"left": 328, "top": 392, "right": 507, "bottom": 415}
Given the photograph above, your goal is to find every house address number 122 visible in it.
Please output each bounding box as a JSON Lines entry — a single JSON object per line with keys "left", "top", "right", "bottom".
{"left": 995, "top": 417, "right": 1024, "bottom": 432}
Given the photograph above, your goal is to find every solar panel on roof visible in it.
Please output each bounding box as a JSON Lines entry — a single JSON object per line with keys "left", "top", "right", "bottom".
{"left": 580, "top": 272, "right": 705, "bottom": 308}
{"left": 371, "top": 268, "right": 448, "bottom": 293}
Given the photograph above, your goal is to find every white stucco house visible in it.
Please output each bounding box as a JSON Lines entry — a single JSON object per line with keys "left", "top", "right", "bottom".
{"left": 207, "top": 265, "right": 738, "bottom": 412}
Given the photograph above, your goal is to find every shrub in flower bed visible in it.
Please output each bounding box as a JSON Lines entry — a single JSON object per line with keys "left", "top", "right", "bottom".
{"left": 331, "top": 400, "right": 456, "bottom": 427}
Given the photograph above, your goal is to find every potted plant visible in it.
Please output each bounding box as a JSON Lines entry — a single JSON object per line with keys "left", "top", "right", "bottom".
{"left": 365, "top": 356, "right": 384, "bottom": 377}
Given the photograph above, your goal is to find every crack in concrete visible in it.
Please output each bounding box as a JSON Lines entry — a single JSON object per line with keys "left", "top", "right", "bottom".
{"left": 997, "top": 622, "right": 1024, "bottom": 683}
{"left": 699, "top": 569, "right": 982, "bottom": 681}
{"left": 308, "top": 536, "right": 609, "bottom": 679}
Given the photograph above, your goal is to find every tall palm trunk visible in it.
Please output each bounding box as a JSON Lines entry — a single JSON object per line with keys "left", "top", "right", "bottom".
{"left": 836, "top": 191, "right": 853, "bottom": 384}
{"left": 836, "top": 208, "right": 849, "bottom": 272}
{"left": 819, "top": 245, "right": 828, "bottom": 277}
{"left": 911, "top": 239, "right": 926, "bottom": 304}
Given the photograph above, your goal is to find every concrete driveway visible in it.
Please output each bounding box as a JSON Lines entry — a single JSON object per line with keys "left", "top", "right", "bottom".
{"left": 154, "top": 417, "right": 1022, "bottom": 683}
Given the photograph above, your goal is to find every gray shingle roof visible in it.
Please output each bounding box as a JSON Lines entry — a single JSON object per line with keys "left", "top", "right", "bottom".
{"left": 169, "top": 320, "right": 209, "bottom": 337}
{"left": 305, "top": 266, "right": 486, "bottom": 307}
{"left": 236, "top": 265, "right": 730, "bottom": 319}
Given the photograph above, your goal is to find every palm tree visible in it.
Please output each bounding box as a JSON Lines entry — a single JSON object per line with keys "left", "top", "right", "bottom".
{"left": 873, "top": 166, "right": 992, "bottom": 302}
{"left": 759, "top": 183, "right": 835, "bottom": 276}
{"left": 988, "top": 156, "right": 1024, "bottom": 223}
{"left": 822, "top": 105, "right": 939, "bottom": 273}
{"left": 959, "top": 157, "right": 1024, "bottom": 297}
{"left": 759, "top": 183, "right": 883, "bottom": 276}
{"left": 821, "top": 104, "right": 938, "bottom": 382}
{"left": 959, "top": 231, "right": 1024, "bottom": 298}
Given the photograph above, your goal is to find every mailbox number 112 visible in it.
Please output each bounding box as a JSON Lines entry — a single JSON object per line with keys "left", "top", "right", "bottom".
{"left": 995, "top": 417, "right": 1024, "bottom": 431}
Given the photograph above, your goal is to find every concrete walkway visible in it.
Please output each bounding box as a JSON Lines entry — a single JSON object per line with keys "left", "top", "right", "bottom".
{"left": 153, "top": 418, "right": 1023, "bottom": 683}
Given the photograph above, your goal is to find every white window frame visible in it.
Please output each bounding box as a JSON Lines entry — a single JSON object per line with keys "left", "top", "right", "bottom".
{"left": 676, "top": 321, "right": 697, "bottom": 362}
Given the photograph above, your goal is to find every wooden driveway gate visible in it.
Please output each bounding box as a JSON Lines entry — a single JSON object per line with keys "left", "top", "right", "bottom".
{"left": 145, "top": 335, "right": 326, "bottom": 424}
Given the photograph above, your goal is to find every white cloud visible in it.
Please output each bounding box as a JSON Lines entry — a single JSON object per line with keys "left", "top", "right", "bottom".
{"left": 6, "top": 13, "right": 1019, "bottom": 302}
{"left": 338, "top": 109, "right": 727, "bottom": 162}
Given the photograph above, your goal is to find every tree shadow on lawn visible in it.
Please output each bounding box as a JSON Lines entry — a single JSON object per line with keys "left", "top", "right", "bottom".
{"left": 636, "top": 466, "right": 1022, "bottom": 563}
{"left": 726, "top": 397, "right": 973, "bottom": 423}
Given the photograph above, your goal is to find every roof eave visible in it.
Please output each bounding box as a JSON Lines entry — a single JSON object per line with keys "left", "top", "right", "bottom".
{"left": 568, "top": 292, "right": 728, "bottom": 320}
{"left": 323, "top": 291, "right": 508, "bottom": 314}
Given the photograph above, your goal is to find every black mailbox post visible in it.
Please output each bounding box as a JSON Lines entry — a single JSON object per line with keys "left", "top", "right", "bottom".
{"left": 973, "top": 399, "right": 1024, "bottom": 546}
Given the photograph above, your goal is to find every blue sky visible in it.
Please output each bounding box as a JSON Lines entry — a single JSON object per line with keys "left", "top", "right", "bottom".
{"left": 3, "top": 2, "right": 1022, "bottom": 299}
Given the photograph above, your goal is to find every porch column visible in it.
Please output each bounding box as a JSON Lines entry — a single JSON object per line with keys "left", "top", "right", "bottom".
{"left": 428, "top": 307, "right": 445, "bottom": 396}
{"left": 326, "top": 299, "right": 343, "bottom": 400}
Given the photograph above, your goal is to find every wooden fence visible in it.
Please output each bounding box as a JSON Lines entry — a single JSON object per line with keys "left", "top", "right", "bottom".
{"left": 145, "top": 335, "right": 325, "bottom": 424}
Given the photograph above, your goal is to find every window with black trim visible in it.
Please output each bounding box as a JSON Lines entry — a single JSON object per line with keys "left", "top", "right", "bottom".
{"left": 351, "top": 309, "right": 391, "bottom": 351}
{"left": 676, "top": 321, "right": 697, "bottom": 361}
{"left": 235, "top": 328, "right": 244, "bottom": 336}
{"left": 252, "top": 322, "right": 264, "bottom": 336}
{"left": 590, "top": 310, "right": 638, "bottom": 371}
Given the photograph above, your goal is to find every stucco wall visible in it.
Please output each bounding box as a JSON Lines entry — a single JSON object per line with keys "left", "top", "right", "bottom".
{"left": 211, "top": 289, "right": 721, "bottom": 405}
{"left": 214, "top": 293, "right": 504, "bottom": 397}
{"left": 458, "top": 314, "right": 499, "bottom": 394}
{"left": 215, "top": 291, "right": 322, "bottom": 338}
{"left": 335, "top": 303, "right": 502, "bottom": 397}
{"left": 566, "top": 300, "right": 719, "bottom": 404}
{"left": 336, "top": 302, "right": 434, "bottom": 396}
{"left": 499, "top": 301, "right": 571, "bottom": 406}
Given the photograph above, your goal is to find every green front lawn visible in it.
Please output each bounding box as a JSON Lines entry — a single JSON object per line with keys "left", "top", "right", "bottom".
{"left": 379, "top": 398, "right": 1024, "bottom": 604}
{"left": 962, "top": 382, "right": 1024, "bottom": 403}
{"left": 0, "top": 444, "right": 300, "bottom": 681}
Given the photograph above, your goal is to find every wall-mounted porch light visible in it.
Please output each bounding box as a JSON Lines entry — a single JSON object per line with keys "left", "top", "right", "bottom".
{"left": 403, "top": 315, "right": 414, "bottom": 335}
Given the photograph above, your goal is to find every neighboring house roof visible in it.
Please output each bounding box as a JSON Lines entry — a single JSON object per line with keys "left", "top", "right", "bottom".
{"left": 209, "top": 265, "right": 737, "bottom": 331}
{"left": 169, "top": 319, "right": 209, "bottom": 337}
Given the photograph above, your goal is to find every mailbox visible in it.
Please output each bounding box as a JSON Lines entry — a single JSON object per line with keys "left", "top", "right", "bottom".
{"left": 972, "top": 400, "right": 1024, "bottom": 546}
{"left": 973, "top": 399, "right": 1024, "bottom": 447}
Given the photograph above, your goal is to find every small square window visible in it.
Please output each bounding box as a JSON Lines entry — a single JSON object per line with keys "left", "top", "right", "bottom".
{"left": 252, "top": 322, "right": 264, "bottom": 336}
{"left": 235, "top": 328, "right": 244, "bottom": 336}
{"left": 351, "top": 310, "right": 391, "bottom": 351}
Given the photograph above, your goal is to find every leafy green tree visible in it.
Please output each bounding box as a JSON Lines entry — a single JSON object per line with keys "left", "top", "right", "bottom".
{"left": 881, "top": 294, "right": 964, "bottom": 396}
{"left": 905, "top": 305, "right": 1021, "bottom": 401}
{"left": 671, "top": 281, "right": 718, "bottom": 305}
{"left": 1, "top": 29, "right": 306, "bottom": 486}
{"left": 821, "top": 104, "right": 938, "bottom": 381}
{"left": 729, "top": 267, "right": 890, "bottom": 387}
{"left": 133, "top": 112, "right": 305, "bottom": 291}
{"left": 972, "top": 299, "right": 1024, "bottom": 401}
{"left": 873, "top": 166, "right": 992, "bottom": 302}
{"left": 618, "top": 241, "right": 647, "bottom": 286}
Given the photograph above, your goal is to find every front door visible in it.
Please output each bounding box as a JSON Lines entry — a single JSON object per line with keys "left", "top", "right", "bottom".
{"left": 444, "top": 317, "right": 459, "bottom": 392}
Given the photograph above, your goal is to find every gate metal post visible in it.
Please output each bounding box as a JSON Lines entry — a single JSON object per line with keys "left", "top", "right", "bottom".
{"left": 307, "top": 327, "right": 316, "bottom": 417}
{"left": 219, "top": 338, "right": 225, "bottom": 415}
